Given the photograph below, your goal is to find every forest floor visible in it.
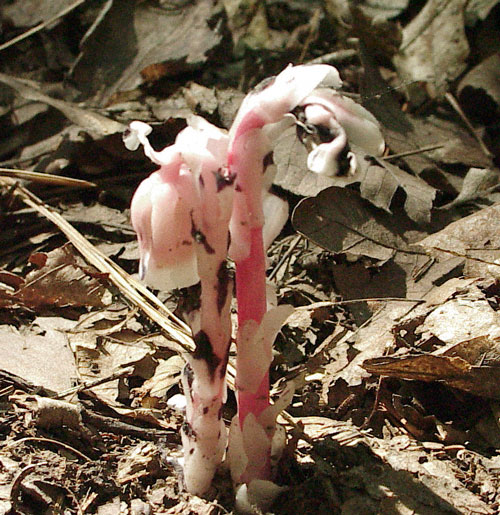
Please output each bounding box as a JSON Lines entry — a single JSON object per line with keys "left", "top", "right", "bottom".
{"left": 0, "top": 1, "right": 500, "bottom": 513}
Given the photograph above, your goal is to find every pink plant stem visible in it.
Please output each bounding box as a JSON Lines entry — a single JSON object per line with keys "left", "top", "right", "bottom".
{"left": 236, "top": 227, "right": 269, "bottom": 423}
{"left": 235, "top": 226, "right": 272, "bottom": 481}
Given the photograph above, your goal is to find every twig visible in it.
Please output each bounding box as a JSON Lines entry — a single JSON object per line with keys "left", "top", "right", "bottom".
{"left": 382, "top": 144, "right": 444, "bottom": 160}
{"left": 54, "top": 366, "right": 135, "bottom": 399}
{"left": 3, "top": 179, "right": 192, "bottom": 351}
{"left": 80, "top": 408, "right": 176, "bottom": 441}
{"left": 10, "top": 462, "right": 47, "bottom": 506}
{"left": 5, "top": 437, "right": 91, "bottom": 462}
{"left": 0, "top": 0, "right": 86, "bottom": 52}
{"left": 445, "top": 92, "right": 493, "bottom": 159}
{"left": 0, "top": 168, "right": 96, "bottom": 188}
{"left": 307, "top": 49, "right": 357, "bottom": 65}
{"left": 293, "top": 298, "right": 424, "bottom": 309}
{"left": 428, "top": 246, "right": 500, "bottom": 267}
{"left": 298, "top": 8, "right": 321, "bottom": 63}
{"left": 268, "top": 234, "right": 303, "bottom": 281}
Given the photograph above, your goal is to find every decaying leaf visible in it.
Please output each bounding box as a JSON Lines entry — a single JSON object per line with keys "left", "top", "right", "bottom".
{"left": 419, "top": 202, "right": 500, "bottom": 278}
{"left": 361, "top": 274, "right": 500, "bottom": 398}
{"left": 0, "top": 73, "right": 125, "bottom": 137}
{"left": 15, "top": 244, "right": 110, "bottom": 309}
{"left": 363, "top": 336, "right": 500, "bottom": 399}
{"left": 71, "top": 0, "right": 222, "bottom": 102}
{"left": 1, "top": 0, "right": 79, "bottom": 27}
{"left": 117, "top": 442, "right": 161, "bottom": 484}
{"left": 393, "top": 0, "right": 469, "bottom": 97}
{"left": 363, "top": 156, "right": 436, "bottom": 224}
{"left": 0, "top": 317, "right": 77, "bottom": 392}
{"left": 275, "top": 125, "right": 436, "bottom": 224}
{"left": 292, "top": 186, "right": 415, "bottom": 261}
{"left": 441, "top": 167, "right": 499, "bottom": 209}
{"left": 360, "top": 45, "right": 492, "bottom": 179}
{"left": 140, "top": 355, "right": 185, "bottom": 400}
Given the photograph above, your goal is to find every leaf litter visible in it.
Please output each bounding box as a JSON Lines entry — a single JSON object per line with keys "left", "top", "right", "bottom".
{"left": 1, "top": 0, "right": 500, "bottom": 513}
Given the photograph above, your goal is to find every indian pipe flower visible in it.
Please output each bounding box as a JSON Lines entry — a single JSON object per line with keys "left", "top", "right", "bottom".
{"left": 126, "top": 121, "right": 200, "bottom": 291}
{"left": 126, "top": 63, "right": 385, "bottom": 507}
{"left": 126, "top": 117, "right": 234, "bottom": 495}
{"left": 225, "top": 64, "right": 384, "bottom": 510}
{"left": 300, "top": 88, "right": 385, "bottom": 176}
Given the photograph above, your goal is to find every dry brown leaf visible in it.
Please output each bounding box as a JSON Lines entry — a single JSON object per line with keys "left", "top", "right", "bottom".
{"left": 0, "top": 317, "right": 77, "bottom": 392}
{"left": 393, "top": 0, "right": 469, "bottom": 97}
{"left": 419, "top": 202, "right": 500, "bottom": 278}
{"left": 15, "top": 244, "right": 110, "bottom": 309}
{"left": 71, "top": 0, "right": 222, "bottom": 102}
{"left": 363, "top": 336, "right": 500, "bottom": 399}
{"left": 292, "top": 186, "right": 415, "bottom": 261}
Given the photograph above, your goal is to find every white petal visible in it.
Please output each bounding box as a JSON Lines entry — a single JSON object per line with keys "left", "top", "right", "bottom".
{"left": 236, "top": 305, "right": 294, "bottom": 393}
{"left": 302, "top": 89, "right": 385, "bottom": 156}
{"left": 141, "top": 254, "right": 199, "bottom": 291}
{"left": 235, "top": 480, "right": 288, "bottom": 514}
{"left": 262, "top": 193, "right": 289, "bottom": 250}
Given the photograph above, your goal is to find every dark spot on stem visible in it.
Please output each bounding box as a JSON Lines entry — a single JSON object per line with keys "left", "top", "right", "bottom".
{"left": 203, "top": 407, "right": 209, "bottom": 415}
{"left": 199, "top": 175, "right": 205, "bottom": 188}
{"left": 216, "top": 261, "right": 232, "bottom": 313}
{"left": 193, "top": 330, "right": 221, "bottom": 380}
{"left": 191, "top": 220, "right": 215, "bottom": 255}
{"left": 189, "top": 448, "right": 194, "bottom": 455}
{"left": 182, "top": 422, "right": 197, "bottom": 441}
{"left": 184, "top": 363, "right": 194, "bottom": 390}
{"left": 214, "top": 167, "right": 236, "bottom": 192}
{"left": 235, "top": 183, "right": 242, "bottom": 192}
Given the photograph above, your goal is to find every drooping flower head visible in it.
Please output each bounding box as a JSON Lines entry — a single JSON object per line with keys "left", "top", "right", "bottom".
{"left": 125, "top": 118, "right": 229, "bottom": 291}
{"left": 300, "top": 88, "right": 385, "bottom": 175}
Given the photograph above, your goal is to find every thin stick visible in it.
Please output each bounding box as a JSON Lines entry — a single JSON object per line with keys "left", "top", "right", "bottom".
{"left": 382, "top": 144, "right": 444, "bottom": 160}
{"left": 268, "top": 234, "right": 302, "bottom": 281}
{"left": 0, "top": 0, "right": 86, "bottom": 52}
{"left": 445, "top": 92, "right": 493, "bottom": 159}
{"left": 10, "top": 463, "right": 47, "bottom": 505}
{"left": 0, "top": 168, "right": 96, "bottom": 188}
{"left": 6, "top": 437, "right": 91, "bottom": 462}
{"left": 54, "top": 366, "right": 135, "bottom": 399}
{"left": 307, "top": 49, "right": 357, "bottom": 65}
{"left": 2, "top": 179, "right": 192, "bottom": 349}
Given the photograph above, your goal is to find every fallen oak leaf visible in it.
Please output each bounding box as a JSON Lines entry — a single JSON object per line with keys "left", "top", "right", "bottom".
{"left": 15, "top": 243, "right": 110, "bottom": 309}
{"left": 292, "top": 186, "right": 422, "bottom": 261}
{"left": 0, "top": 72, "right": 125, "bottom": 137}
{"left": 363, "top": 335, "right": 500, "bottom": 399}
{"left": 370, "top": 156, "right": 436, "bottom": 224}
